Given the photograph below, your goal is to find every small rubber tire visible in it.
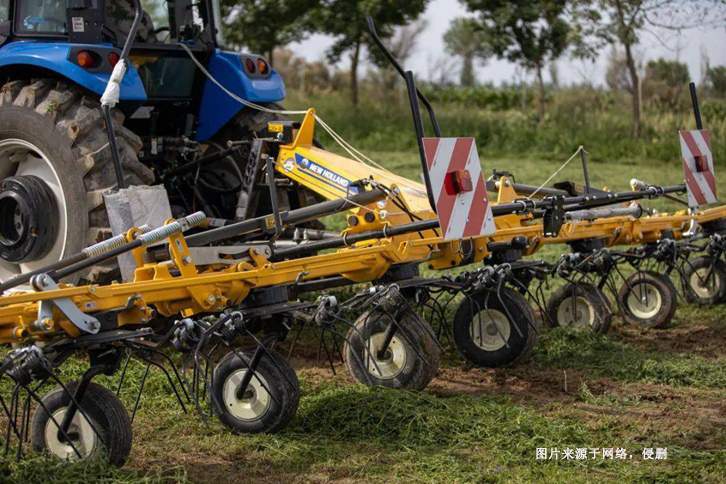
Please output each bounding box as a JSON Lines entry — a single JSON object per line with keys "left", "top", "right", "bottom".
{"left": 545, "top": 282, "right": 612, "bottom": 334}
{"left": 344, "top": 309, "right": 440, "bottom": 391}
{"left": 212, "top": 347, "right": 299, "bottom": 434}
{"left": 452, "top": 287, "right": 538, "bottom": 368}
{"left": 682, "top": 256, "right": 726, "bottom": 305}
{"left": 31, "top": 382, "right": 132, "bottom": 466}
{"left": 618, "top": 270, "right": 677, "bottom": 328}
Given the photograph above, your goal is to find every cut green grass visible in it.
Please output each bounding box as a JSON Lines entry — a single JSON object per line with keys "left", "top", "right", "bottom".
{"left": 532, "top": 328, "right": 725, "bottom": 388}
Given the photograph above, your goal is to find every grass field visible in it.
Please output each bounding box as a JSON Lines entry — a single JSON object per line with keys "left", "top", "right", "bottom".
{"left": 2, "top": 92, "right": 725, "bottom": 483}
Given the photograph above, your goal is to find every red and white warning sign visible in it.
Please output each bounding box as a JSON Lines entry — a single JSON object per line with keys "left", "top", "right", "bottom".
{"left": 422, "top": 137, "right": 495, "bottom": 241}
{"left": 680, "top": 130, "right": 717, "bottom": 208}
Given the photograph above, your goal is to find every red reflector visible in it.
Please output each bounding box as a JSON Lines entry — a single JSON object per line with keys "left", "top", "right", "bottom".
{"left": 108, "top": 52, "right": 120, "bottom": 67}
{"left": 77, "top": 51, "right": 95, "bottom": 68}
{"left": 450, "top": 169, "right": 473, "bottom": 193}
{"left": 258, "top": 60, "right": 269, "bottom": 75}
{"left": 245, "top": 59, "right": 256, "bottom": 73}
{"left": 694, "top": 154, "right": 709, "bottom": 173}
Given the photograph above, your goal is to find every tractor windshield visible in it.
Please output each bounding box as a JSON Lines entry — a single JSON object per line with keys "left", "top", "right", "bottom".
{"left": 15, "top": 0, "right": 68, "bottom": 35}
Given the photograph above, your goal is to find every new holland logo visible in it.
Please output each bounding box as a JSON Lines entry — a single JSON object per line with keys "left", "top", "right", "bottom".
{"left": 296, "top": 155, "right": 356, "bottom": 192}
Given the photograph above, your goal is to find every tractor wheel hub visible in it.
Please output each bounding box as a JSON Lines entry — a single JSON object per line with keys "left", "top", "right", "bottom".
{"left": 0, "top": 175, "right": 57, "bottom": 262}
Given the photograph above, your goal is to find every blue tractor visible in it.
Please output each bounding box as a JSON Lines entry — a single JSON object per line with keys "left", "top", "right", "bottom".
{"left": 0, "top": 0, "right": 312, "bottom": 283}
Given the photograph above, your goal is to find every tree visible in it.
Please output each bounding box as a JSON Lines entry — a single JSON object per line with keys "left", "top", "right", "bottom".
{"left": 460, "top": 0, "right": 572, "bottom": 121}
{"left": 573, "top": 0, "right": 726, "bottom": 137}
{"left": 443, "top": 18, "right": 491, "bottom": 87}
{"left": 643, "top": 58, "right": 689, "bottom": 109}
{"left": 705, "top": 65, "right": 726, "bottom": 95}
{"left": 370, "top": 21, "right": 428, "bottom": 93}
{"left": 314, "top": 0, "right": 429, "bottom": 107}
{"left": 219, "top": 0, "right": 321, "bottom": 65}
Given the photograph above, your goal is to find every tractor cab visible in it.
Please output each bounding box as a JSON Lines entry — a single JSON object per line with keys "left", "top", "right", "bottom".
{"left": 0, "top": 0, "right": 282, "bottom": 149}
{"left": 0, "top": 0, "right": 290, "bottom": 285}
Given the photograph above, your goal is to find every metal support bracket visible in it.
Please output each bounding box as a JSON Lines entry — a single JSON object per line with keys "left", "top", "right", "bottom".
{"left": 31, "top": 274, "right": 100, "bottom": 334}
{"left": 543, "top": 196, "right": 565, "bottom": 237}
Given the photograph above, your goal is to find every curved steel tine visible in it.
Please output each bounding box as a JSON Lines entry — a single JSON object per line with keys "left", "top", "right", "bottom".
{"left": 4, "top": 385, "right": 19, "bottom": 456}
{"left": 131, "top": 351, "right": 188, "bottom": 414}
{"left": 116, "top": 349, "right": 133, "bottom": 397}
{"left": 318, "top": 328, "right": 337, "bottom": 374}
{"left": 221, "top": 344, "right": 282, "bottom": 408}
{"left": 46, "top": 373, "right": 107, "bottom": 448}
{"left": 239, "top": 327, "right": 296, "bottom": 391}
{"left": 510, "top": 278, "right": 542, "bottom": 335}
{"left": 322, "top": 324, "right": 376, "bottom": 386}
{"left": 18, "top": 382, "right": 86, "bottom": 460}
{"left": 17, "top": 392, "right": 31, "bottom": 459}
{"left": 287, "top": 319, "right": 306, "bottom": 359}
{"left": 399, "top": 296, "right": 443, "bottom": 352}
{"left": 480, "top": 289, "right": 511, "bottom": 349}
{"left": 0, "top": 386, "right": 23, "bottom": 444}
{"left": 375, "top": 305, "right": 428, "bottom": 363}
{"left": 130, "top": 360, "right": 151, "bottom": 423}
{"left": 495, "top": 279, "right": 524, "bottom": 339}
{"left": 129, "top": 342, "right": 191, "bottom": 403}
{"left": 328, "top": 312, "right": 384, "bottom": 379}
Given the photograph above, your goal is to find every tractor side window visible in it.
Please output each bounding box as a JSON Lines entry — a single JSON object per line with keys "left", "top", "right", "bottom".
{"left": 141, "top": 0, "right": 170, "bottom": 42}
{"left": 0, "top": 0, "right": 9, "bottom": 22}
{"left": 15, "top": 0, "right": 68, "bottom": 35}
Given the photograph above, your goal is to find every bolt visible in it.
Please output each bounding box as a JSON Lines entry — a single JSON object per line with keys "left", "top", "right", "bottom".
{"left": 182, "top": 255, "right": 192, "bottom": 265}
{"left": 208, "top": 294, "right": 215, "bottom": 303}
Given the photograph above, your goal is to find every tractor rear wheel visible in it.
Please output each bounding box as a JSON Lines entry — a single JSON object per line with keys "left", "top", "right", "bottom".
{"left": 0, "top": 79, "right": 152, "bottom": 284}
{"left": 212, "top": 104, "right": 325, "bottom": 224}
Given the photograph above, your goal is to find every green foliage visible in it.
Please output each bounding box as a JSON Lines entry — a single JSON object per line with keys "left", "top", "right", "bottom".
{"left": 460, "top": 0, "right": 572, "bottom": 119}
{"left": 705, "top": 65, "right": 726, "bottom": 94}
{"left": 219, "top": 0, "right": 321, "bottom": 58}
{"left": 443, "top": 17, "right": 491, "bottom": 87}
{"left": 286, "top": 88, "right": 726, "bottom": 165}
{"left": 532, "top": 328, "right": 726, "bottom": 388}
{"left": 423, "top": 84, "right": 536, "bottom": 110}
{"left": 643, "top": 58, "right": 690, "bottom": 109}
{"left": 314, "top": 0, "right": 428, "bottom": 63}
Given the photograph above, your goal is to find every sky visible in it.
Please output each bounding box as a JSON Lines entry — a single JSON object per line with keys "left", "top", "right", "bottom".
{"left": 290, "top": 0, "right": 726, "bottom": 86}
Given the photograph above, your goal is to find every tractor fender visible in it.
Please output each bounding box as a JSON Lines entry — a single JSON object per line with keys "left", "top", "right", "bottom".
{"left": 196, "top": 49, "right": 286, "bottom": 142}
{"left": 0, "top": 41, "right": 146, "bottom": 105}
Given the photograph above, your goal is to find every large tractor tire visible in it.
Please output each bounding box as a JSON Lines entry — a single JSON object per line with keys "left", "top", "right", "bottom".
{"left": 0, "top": 79, "right": 153, "bottom": 284}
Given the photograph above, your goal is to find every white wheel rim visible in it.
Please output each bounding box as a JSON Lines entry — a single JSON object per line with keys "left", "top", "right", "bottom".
{"left": 556, "top": 295, "right": 596, "bottom": 328}
{"left": 689, "top": 267, "right": 722, "bottom": 299}
{"left": 469, "top": 309, "right": 511, "bottom": 351}
{"left": 0, "top": 139, "right": 68, "bottom": 282}
{"left": 627, "top": 282, "right": 662, "bottom": 319}
{"left": 364, "top": 332, "right": 407, "bottom": 379}
{"left": 44, "top": 407, "right": 97, "bottom": 460}
{"left": 222, "top": 369, "right": 271, "bottom": 421}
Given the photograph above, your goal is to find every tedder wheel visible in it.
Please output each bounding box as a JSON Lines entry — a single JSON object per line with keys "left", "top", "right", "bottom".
{"left": 682, "top": 256, "right": 726, "bottom": 305}
{"left": 212, "top": 348, "right": 299, "bottom": 434}
{"left": 452, "top": 287, "right": 537, "bottom": 368}
{"left": 618, "top": 271, "right": 677, "bottom": 328}
{"left": 545, "top": 282, "right": 612, "bottom": 334}
{"left": 344, "top": 309, "right": 439, "bottom": 391}
{"left": 31, "top": 382, "right": 132, "bottom": 466}
{"left": 0, "top": 79, "right": 153, "bottom": 284}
